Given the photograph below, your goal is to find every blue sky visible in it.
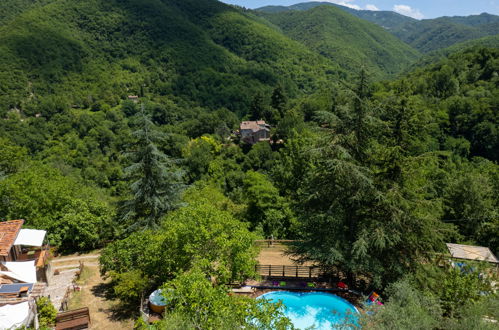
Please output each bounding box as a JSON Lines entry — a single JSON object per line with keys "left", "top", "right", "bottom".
{"left": 221, "top": 0, "right": 499, "bottom": 19}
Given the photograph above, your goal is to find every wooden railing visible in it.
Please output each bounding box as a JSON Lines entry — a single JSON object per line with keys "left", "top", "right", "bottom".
{"left": 256, "top": 264, "right": 324, "bottom": 279}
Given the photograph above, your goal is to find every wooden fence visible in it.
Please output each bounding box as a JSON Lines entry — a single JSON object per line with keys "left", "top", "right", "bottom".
{"left": 255, "top": 264, "right": 325, "bottom": 279}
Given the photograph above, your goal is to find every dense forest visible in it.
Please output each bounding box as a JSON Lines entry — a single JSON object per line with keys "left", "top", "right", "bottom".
{"left": 257, "top": 2, "right": 499, "bottom": 53}
{"left": 0, "top": 0, "right": 497, "bottom": 329}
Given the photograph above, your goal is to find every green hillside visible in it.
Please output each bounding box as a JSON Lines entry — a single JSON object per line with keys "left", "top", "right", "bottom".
{"left": 257, "top": 1, "right": 416, "bottom": 30}
{"left": 393, "top": 18, "right": 499, "bottom": 53}
{"left": 259, "top": 6, "right": 420, "bottom": 78}
{"left": 0, "top": 0, "right": 344, "bottom": 118}
{"left": 442, "top": 13, "right": 499, "bottom": 27}
{"left": 257, "top": 2, "right": 499, "bottom": 53}
{"left": 0, "top": 0, "right": 497, "bottom": 326}
{"left": 412, "top": 35, "right": 499, "bottom": 68}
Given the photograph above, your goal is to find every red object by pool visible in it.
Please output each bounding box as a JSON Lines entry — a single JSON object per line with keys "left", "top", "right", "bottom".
{"left": 337, "top": 282, "right": 347, "bottom": 289}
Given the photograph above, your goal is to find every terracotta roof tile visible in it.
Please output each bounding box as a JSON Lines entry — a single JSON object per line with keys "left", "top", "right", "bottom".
{"left": 0, "top": 220, "right": 24, "bottom": 257}
{"left": 240, "top": 121, "right": 270, "bottom": 132}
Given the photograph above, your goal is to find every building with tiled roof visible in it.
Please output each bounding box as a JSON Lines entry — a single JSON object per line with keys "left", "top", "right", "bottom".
{"left": 0, "top": 220, "right": 24, "bottom": 261}
{"left": 240, "top": 120, "right": 270, "bottom": 144}
{"left": 0, "top": 220, "right": 50, "bottom": 285}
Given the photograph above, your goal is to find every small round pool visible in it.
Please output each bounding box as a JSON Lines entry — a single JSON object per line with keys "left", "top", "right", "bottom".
{"left": 258, "top": 291, "right": 359, "bottom": 329}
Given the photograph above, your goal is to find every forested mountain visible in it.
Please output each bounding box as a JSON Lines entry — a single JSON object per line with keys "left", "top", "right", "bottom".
{"left": 256, "top": 2, "right": 499, "bottom": 52}
{"left": 412, "top": 34, "right": 499, "bottom": 68}
{"left": 257, "top": 1, "right": 416, "bottom": 31}
{"left": 258, "top": 5, "right": 420, "bottom": 77}
{"left": 442, "top": 13, "right": 499, "bottom": 27}
{"left": 0, "top": 0, "right": 497, "bottom": 328}
{"left": 0, "top": 0, "right": 345, "bottom": 119}
{"left": 394, "top": 17, "right": 499, "bottom": 53}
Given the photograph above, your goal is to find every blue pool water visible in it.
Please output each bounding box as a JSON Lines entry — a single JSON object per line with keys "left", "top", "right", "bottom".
{"left": 258, "top": 291, "right": 359, "bottom": 329}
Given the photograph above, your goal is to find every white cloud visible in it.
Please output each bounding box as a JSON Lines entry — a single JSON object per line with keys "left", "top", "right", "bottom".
{"left": 318, "top": 0, "right": 361, "bottom": 10}
{"left": 393, "top": 4, "right": 424, "bottom": 19}
{"left": 365, "top": 4, "right": 380, "bottom": 11}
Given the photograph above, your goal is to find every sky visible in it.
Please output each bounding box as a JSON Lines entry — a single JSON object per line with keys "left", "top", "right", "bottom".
{"left": 221, "top": 0, "right": 499, "bottom": 19}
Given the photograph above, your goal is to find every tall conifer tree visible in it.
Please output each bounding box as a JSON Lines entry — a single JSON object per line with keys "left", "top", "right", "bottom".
{"left": 121, "top": 104, "right": 184, "bottom": 231}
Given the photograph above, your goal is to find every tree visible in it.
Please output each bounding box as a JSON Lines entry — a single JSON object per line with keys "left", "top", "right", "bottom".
{"left": 0, "top": 137, "right": 27, "bottom": 176}
{"left": 249, "top": 92, "right": 266, "bottom": 121}
{"left": 411, "top": 262, "right": 495, "bottom": 318}
{"left": 0, "top": 163, "right": 114, "bottom": 251}
{"left": 133, "top": 270, "right": 292, "bottom": 330}
{"left": 358, "top": 279, "right": 442, "bottom": 330}
{"left": 243, "top": 171, "right": 297, "bottom": 238}
{"left": 120, "top": 105, "right": 184, "bottom": 231}
{"left": 182, "top": 136, "right": 221, "bottom": 182}
{"left": 270, "top": 85, "right": 288, "bottom": 119}
{"left": 293, "top": 71, "right": 448, "bottom": 286}
{"left": 443, "top": 159, "right": 499, "bottom": 253}
{"left": 101, "top": 187, "right": 259, "bottom": 303}
{"left": 149, "top": 269, "right": 292, "bottom": 330}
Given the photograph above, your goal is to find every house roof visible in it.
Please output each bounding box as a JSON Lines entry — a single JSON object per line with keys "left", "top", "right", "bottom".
{"left": 240, "top": 121, "right": 270, "bottom": 132}
{"left": 446, "top": 243, "right": 499, "bottom": 264}
{"left": 0, "top": 221, "right": 24, "bottom": 257}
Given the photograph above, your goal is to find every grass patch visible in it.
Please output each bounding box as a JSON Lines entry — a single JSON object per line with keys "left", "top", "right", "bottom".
{"left": 75, "top": 266, "right": 94, "bottom": 285}
{"left": 68, "top": 290, "right": 83, "bottom": 310}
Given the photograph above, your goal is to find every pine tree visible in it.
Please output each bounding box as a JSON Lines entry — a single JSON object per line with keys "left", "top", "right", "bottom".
{"left": 121, "top": 105, "right": 184, "bottom": 231}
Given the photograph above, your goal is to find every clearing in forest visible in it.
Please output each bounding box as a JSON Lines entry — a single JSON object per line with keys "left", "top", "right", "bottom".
{"left": 67, "top": 263, "right": 135, "bottom": 329}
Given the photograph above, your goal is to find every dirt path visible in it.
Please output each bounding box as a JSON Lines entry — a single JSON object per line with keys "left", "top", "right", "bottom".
{"left": 68, "top": 265, "right": 135, "bottom": 329}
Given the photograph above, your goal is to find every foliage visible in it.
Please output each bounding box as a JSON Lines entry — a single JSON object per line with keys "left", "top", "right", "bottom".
{"left": 111, "top": 269, "right": 150, "bottom": 306}
{"left": 151, "top": 269, "right": 292, "bottom": 329}
{"left": 256, "top": 2, "right": 416, "bottom": 31}
{"left": 0, "top": 2, "right": 497, "bottom": 327}
{"left": 0, "top": 137, "right": 27, "bottom": 175}
{"left": 259, "top": 5, "right": 420, "bottom": 78}
{"left": 36, "top": 296, "right": 57, "bottom": 328}
{"left": 360, "top": 267, "right": 498, "bottom": 329}
{"left": 411, "top": 262, "right": 495, "bottom": 317}
{"left": 443, "top": 159, "right": 499, "bottom": 253}
{"left": 0, "top": 163, "right": 114, "bottom": 251}
{"left": 182, "top": 136, "right": 222, "bottom": 182}
{"left": 358, "top": 279, "right": 442, "bottom": 330}
{"left": 292, "top": 71, "right": 450, "bottom": 286}
{"left": 100, "top": 187, "right": 258, "bottom": 303}
{"left": 0, "top": 0, "right": 341, "bottom": 118}
{"left": 242, "top": 171, "right": 297, "bottom": 238}
{"left": 120, "top": 105, "right": 184, "bottom": 231}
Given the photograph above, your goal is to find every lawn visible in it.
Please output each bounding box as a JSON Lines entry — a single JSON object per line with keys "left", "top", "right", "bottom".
{"left": 68, "top": 265, "right": 135, "bottom": 329}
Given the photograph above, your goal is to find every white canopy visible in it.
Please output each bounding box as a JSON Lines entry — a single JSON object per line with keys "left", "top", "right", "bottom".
{"left": 0, "top": 301, "right": 30, "bottom": 329}
{"left": 14, "top": 229, "right": 46, "bottom": 247}
{"left": 0, "top": 261, "right": 37, "bottom": 283}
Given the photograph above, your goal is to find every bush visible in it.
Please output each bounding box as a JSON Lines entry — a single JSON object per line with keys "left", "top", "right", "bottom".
{"left": 36, "top": 297, "right": 57, "bottom": 328}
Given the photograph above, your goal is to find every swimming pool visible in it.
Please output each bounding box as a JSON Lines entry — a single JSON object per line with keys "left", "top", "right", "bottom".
{"left": 258, "top": 291, "right": 359, "bottom": 329}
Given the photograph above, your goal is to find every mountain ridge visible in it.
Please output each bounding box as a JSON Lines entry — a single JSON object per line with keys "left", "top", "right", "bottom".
{"left": 256, "top": 2, "right": 499, "bottom": 52}
{"left": 0, "top": 0, "right": 345, "bottom": 117}
{"left": 258, "top": 5, "right": 420, "bottom": 77}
